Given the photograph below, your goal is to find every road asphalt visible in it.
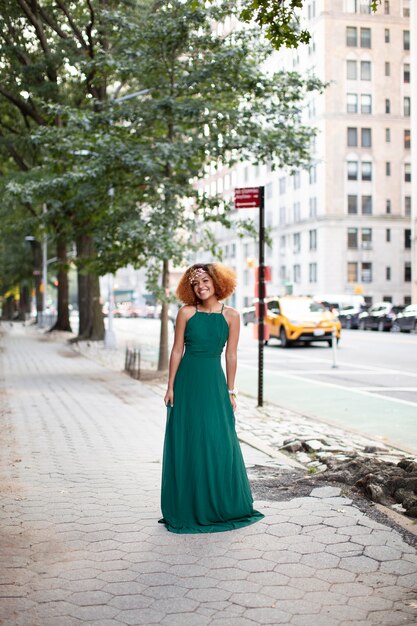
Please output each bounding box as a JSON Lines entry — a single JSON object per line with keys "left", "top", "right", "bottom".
{"left": 1, "top": 322, "right": 417, "bottom": 626}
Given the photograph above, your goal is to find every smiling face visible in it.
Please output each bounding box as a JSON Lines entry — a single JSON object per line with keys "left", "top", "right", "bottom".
{"left": 191, "top": 271, "right": 216, "bottom": 301}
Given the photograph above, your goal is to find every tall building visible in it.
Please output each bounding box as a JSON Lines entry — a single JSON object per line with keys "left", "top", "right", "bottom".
{"left": 200, "top": 0, "right": 412, "bottom": 310}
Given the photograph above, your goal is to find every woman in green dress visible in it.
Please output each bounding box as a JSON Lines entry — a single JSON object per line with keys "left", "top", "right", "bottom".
{"left": 160, "top": 263, "right": 264, "bottom": 534}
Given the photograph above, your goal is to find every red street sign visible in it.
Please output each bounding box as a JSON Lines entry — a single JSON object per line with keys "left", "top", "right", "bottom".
{"left": 234, "top": 187, "right": 261, "bottom": 209}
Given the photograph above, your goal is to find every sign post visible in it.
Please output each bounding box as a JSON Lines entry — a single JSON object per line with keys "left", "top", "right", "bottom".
{"left": 234, "top": 186, "right": 265, "bottom": 407}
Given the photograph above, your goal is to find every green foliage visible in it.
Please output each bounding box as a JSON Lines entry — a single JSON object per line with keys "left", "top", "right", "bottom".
{"left": 239, "top": 0, "right": 381, "bottom": 50}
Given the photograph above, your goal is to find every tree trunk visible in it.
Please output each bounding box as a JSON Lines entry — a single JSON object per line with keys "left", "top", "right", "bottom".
{"left": 49, "top": 237, "right": 72, "bottom": 332}
{"left": 18, "top": 283, "right": 31, "bottom": 321}
{"left": 158, "top": 259, "right": 170, "bottom": 371}
{"left": 73, "top": 234, "right": 104, "bottom": 341}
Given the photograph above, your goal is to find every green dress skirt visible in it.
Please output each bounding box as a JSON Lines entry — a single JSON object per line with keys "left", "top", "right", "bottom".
{"left": 159, "top": 307, "right": 264, "bottom": 534}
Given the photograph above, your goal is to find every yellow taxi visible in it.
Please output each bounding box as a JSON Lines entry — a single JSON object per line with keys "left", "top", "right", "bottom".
{"left": 265, "top": 296, "right": 341, "bottom": 348}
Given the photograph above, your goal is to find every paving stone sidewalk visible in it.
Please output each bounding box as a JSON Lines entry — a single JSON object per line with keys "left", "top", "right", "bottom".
{"left": 1, "top": 323, "right": 417, "bottom": 626}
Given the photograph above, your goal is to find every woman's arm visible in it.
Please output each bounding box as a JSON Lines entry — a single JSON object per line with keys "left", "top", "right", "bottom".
{"left": 164, "top": 307, "right": 189, "bottom": 406}
{"left": 225, "top": 308, "right": 240, "bottom": 411}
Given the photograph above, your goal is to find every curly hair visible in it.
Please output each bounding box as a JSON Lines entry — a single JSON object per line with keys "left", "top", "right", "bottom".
{"left": 176, "top": 263, "right": 237, "bottom": 305}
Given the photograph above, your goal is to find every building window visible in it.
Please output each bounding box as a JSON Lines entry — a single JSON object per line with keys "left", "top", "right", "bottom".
{"left": 385, "top": 98, "right": 391, "bottom": 114}
{"left": 362, "top": 262, "right": 372, "bottom": 283}
{"left": 280, "top": 266, "right": 286, "bottom": 281}
{"left": 309, "top": 263, "right": 317, "bottom": 283}
{"left": 404, "top": 262, "right": 411, "bottom": 282}
{"left": 360, "top": 28, "right": 371, "bottom": 48}
{"left": 386, "top": 267, "right": 391, "bottom": 281}
{"left": 362, "top": 195, "right": 372, "bottom": 214}
{"left": 279, "top": 206, "right": 286, "bottom": 225}
{"left": 404, "top": 64, "right": 410, "bottom": 83}
{"left": 405, "top": 164, "right": 411, "bottom": 182}
{"left": 385, "top": 128, "right": 391, "bottom": 142}
{"left": 293, "top": 264, "right": 301, "bottom": 283}
{"left": 279, "top": 177, "right": 286, "bottom": 194}
{"left": 386, "top": 162, "right": 391, "bottom": 176}
{"left": 347, "top": 60, "right": 357, "bottom": 80}
{"left": 231, "top": 243, "right": 236, "bottom": 257}
{"left": 347, "top": 161, "right": 358, "bottom": 180}
{"left": 243, "top": 269, "right": 249, "bottom": 286}
{"left": 348, "top": 228, "right": 358, "bottom": 249}
{"left": 309, "top": 197, "right": 317, "bottom": 217}
{"left": 360, "top": 0, "right": 371, "bottom": 13}
{"left": 384, "top": 29, "right": 390, "bottom": 43}
{"left": 346, "top": 0, "right": 357, "bottom": 12}
{"left": 347, "top": 93, "right": 358, "bottom": 113}
{"left": 293, "top": 171, "right": 301, "bottom": 189}
{"left": 404, "top": 130, "right": 411, "bottom": 149}
{"left": 385, "top": 62, "right": 390, "bottom": 77}
{"left": 361, "top": 61, "right": 371, "bottom": 80}
{"left": 348, "top": 194, "right": 358, "bottom": 214}
{"left": 362, "top": 161, "right": 372, "bottom": 181}
{"left": 294, "top": 202, "right": 301, "bottom": 222}
{"left": 405, "top": 229, "right": 411, "bottom": 249}
{"left": 386, "top": 228, "right": 391, "bottom": 242}
{"left": 361, "top": 128, "right": 372, "bottom": 147}
{"left": 347, "top": 127, "right": 358, "bottom": 146}
{"left": 404, "top": 296, "right": 412, "bottom": 306}
{"left": 384, "top": 0, "right": 389, "bottom": 13}
{"left": 347, "top": 262, "right": 358, "bottom": 283}
{"left": 362, "top": 228, "right": 372, "bottom": 249}
{"left": 405, "top": 196, "right": 411, "bottom": 216}
{"left": 293, "top": 233, "right": 301, "bottom": 253}
{"left": 361, "top": 94, "right": 372, "bottom": 114}
{"left": 386, "top": 199, "right": 391, "bottom": 214}
{"left": 346, "top": 26, "right": 357, "bottom": 47}
{"left": 309, "top": 166, "right": 317, "bottom": 185}
{"left": 403, "top": 0, "right": 410, "bottom": 17}
{"left": 309, "top": 229, "right": 317, "bottom": 250}
{"left": 404, "top": 97, "right": 411, "bottom": 117}
{"left": 404, "top": 30, "right": 410, "bottom": 51}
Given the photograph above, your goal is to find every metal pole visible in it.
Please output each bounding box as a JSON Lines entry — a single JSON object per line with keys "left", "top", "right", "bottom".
{"left": 40, "top": 204, "right": 47, "bottom": 328}
{"left": 258, "top": 186, "right": 265, "bottom": 407}
{"left": 331, "top": 327, "right": 338, "bottom": 368}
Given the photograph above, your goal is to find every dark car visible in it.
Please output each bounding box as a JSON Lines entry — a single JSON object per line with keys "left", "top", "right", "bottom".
{"left": 242, "top": 305, "right": 256, "bottom": 326}
{"left": 358, "top": 302, "right": 403, "bottom": 332}
{"left": 338, "top": 305, "right": 367, "bottom": 329}
{"left": 393, "top": 304, "right": 417, "bottom": 333}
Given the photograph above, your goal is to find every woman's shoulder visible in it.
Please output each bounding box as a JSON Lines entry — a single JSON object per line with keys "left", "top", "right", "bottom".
{"left": 223, "top": 305, "right": 240, "bottom": 320}
{"left": 177, "top": 304, "right": 196, "bottom": 321}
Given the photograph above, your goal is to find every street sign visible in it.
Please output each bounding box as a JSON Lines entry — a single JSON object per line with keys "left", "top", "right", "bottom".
{"left": 234, "top": 187, "right": 261, "bottom": 209}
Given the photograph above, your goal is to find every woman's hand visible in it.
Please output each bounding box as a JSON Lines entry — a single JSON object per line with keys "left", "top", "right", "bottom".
{"left": 230, "top": 395, "right": 237, "bottom": 412}
{"left": 164, "top": 387, "right": 174, "bottom": 407}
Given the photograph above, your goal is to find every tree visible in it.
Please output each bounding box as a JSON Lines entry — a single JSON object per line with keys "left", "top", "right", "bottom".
{"left": 96, "top": 0, "right": 324, "bottom": 370}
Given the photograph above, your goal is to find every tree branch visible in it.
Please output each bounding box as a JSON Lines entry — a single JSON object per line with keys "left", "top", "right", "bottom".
{"left": 54, "top": 1, "right": 89, "bottom": 49}
{"left": 0, "top": 86, "right": 47, "bottom": 126}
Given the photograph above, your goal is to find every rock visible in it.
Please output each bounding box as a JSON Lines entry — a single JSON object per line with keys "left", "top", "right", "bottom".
{"left": 303, "top": 439, "right": 325, "bottom": 452}
{"left": 363, "top": 445, "right": 387, "bottom": 453}
{"left": 310, "top": 486, "right": 341, "bottom": 498}
{"left": 296, "top": 452, "right": 312, "bottom": 464}
{"left": 405, "top": 506, "right": 417, "bottom": 518}
{"left": 282, "top": 440, "right": 304, "bottom": 453}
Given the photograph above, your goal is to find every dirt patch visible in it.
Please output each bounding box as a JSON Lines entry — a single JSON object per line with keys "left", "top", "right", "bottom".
{"left": 249, "top": 464, "right": 417, "bottom": 549}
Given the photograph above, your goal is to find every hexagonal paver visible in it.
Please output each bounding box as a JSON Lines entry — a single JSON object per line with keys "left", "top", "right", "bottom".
{"left": 301, "top": 552, "right": 340, "bottom": 569}
{"left": 244, "top": 607, "right": 292, "bottom": 623}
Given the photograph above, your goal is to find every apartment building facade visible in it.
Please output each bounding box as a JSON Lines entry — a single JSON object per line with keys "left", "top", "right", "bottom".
{"left": 199, "top": 0, "right": 412, "bottom": 311}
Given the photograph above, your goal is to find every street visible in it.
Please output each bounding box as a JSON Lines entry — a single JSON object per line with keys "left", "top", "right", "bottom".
{"left": 106, "top": 317, "right": 417, "bottom": 453}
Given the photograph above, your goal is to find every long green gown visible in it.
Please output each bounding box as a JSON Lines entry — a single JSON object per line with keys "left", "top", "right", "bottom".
{"left": 160, "top": 305, "right": 264, "bottom": 534}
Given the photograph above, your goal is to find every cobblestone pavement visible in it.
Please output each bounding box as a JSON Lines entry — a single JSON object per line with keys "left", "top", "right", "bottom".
{"left": 1, "top": 323, "right": 417, "bottom": 626}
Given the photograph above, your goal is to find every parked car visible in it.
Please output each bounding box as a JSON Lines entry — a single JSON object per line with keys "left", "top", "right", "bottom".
{"left": 392, "top": 304, "right": 417, "bottom": 333}
{"left": 242, "top": 305, "right": 256, "bottom": 326}
{"left": 338, "top": 305, "right": 368, "bottom": 329}
{"left": 265, "top": 296, "right": 341, "bottom": 348}
{"left": 358, "top": 302, "right": 403, "bottom": 332}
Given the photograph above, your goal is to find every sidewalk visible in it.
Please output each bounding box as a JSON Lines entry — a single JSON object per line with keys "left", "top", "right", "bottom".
{"left": 1, "top": 323, "right": 417, "bottom": 626}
